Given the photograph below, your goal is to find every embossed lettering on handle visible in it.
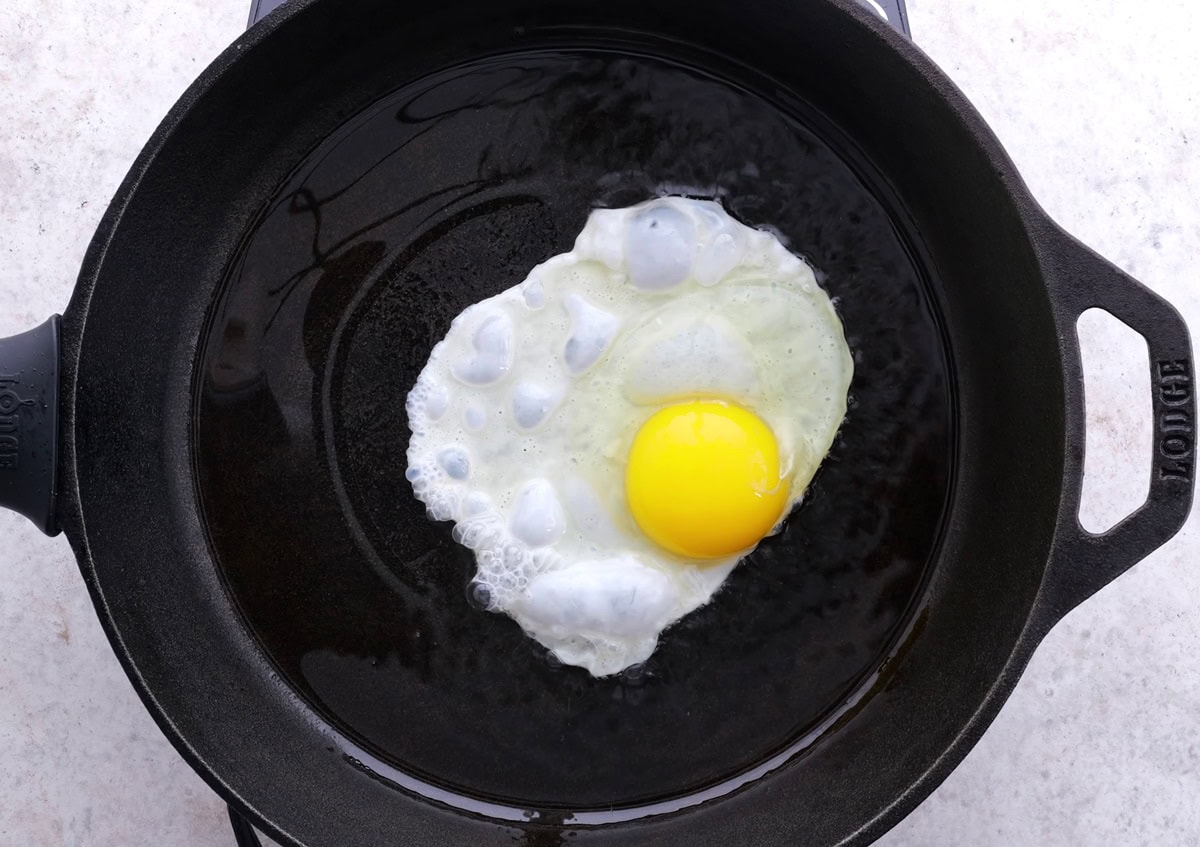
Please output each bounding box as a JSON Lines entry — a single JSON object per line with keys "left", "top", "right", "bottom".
{"left": 1157, "top": 359, "right": 1193, "bottom": 482}
{"left": 0, "top": 374, "right": 36, "bottom": 470}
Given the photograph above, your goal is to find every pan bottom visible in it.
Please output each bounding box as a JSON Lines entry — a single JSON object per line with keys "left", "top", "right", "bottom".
{"left": 195, "top": 47, "right": 954, "bottom": 812}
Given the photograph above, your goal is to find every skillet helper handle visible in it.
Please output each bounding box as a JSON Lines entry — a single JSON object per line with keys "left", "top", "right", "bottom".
{"left": 247, "top": 0, "right": 291, "bottom": 27}
{"left": 854, "top": 0, "right": 911, "bottom": 38}
{"left": 0, "top": 316, "right": 61, "bottom": 537}
{"left": 1038, "top": 222, "right": 1194, "bottom": 624}
{"left": 228, "top": 806, "right": 263, "bottom": 847}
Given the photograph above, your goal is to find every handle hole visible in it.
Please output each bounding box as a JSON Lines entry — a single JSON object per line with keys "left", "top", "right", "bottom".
{"left": 855, "top": 0, "right": 889, "bottom": 19}
{"left": 1077, "top": 308, "right": 1152, "bottom": 533}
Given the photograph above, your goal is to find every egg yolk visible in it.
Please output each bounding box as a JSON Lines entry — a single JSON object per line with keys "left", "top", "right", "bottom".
{"left": 625, "top": 401, "right": 790, "bottom": 560}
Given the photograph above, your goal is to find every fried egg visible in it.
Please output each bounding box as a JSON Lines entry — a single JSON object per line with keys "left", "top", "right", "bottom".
{"left": 406, "top": 197, "right": 852, "bottom": 676}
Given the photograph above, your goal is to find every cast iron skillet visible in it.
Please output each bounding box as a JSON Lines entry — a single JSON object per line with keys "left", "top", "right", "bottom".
{"left": 0, "top": 0, "right": 1194, "bottom": 845}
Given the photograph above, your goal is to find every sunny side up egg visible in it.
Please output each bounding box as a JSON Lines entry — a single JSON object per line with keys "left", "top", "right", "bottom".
{"left": 405, "top": 197, "right": 853, "bottom": 677}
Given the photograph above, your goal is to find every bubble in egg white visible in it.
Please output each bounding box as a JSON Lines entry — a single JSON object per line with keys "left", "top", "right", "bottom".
{"left": 626, "top": 205, "right": 695, "bottom": 291}
{"left": 510, "top": 479, "right": 567, "bottom": 548}
{"left": 463, "top": 491, "right": 492, "bottom": 518}
{"left": 437, "top": 447, "right": 471, "bottom": 480}
{"left": 424, "top": 381, "right": 449, "bottom": 420}
{"left": 523, "top": 280, "right": 546, "bottom": 309}
{"left": 452, "top": 313, "right": 513, "bottom": 385}
{"left": 517, "top": 557, "right": 675, "bottom": 638}
{"left": 512, "top": 381, "right": 563, "bottom": 429}
{"left": 572, "top": 208, "right": 626, "bottom": 270}
{"left": 405, "top": 196, "right": 853, "bottom": 677}
{"left": 467, "top": 580, "right": 494, "bottom": 611}
{"left": 563, "top": 294, "right": 620, "bottom": 375}
{"left": 405, "top": 374, "right": 445, "bottom": 423}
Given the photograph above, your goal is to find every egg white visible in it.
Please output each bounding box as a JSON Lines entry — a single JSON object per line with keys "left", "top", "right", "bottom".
{"left": 406, "top": 197, "right": 852, "bottom": 676}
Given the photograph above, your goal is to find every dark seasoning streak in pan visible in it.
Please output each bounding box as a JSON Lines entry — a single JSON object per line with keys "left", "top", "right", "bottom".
{"left": 195, "top": 49, "right": 956, "bottom": 815}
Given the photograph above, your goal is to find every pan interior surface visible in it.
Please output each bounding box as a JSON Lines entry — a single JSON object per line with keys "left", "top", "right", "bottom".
{"left": 194, "top": 49, "right": 954, "bottom": 813}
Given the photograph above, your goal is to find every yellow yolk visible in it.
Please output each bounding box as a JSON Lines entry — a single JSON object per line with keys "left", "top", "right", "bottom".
{"left": 625, "top": 401, "right": 789, "bottom": 560}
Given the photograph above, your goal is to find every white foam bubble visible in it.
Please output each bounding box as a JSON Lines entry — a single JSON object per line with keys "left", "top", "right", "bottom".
{"left": 438, "top": 447, "right": 471, "bottom": 480}
{"left": 626, "top": 204, "right": 695, "bottom": 291}
{"left": 571, "top": 208, "right": 626, "bottom": 270}
{"left": 509, "top": 479, "right": 566, "bottom": 548}
{"left": 463, "top": 491, "right": 492, "bottom": 517}
{"left": 452, "top": 313, "right": 513, "bottom": 385}
{"left": 405, "top": 373, "right": 446, "bottom": 422}
{"left": 422, "top": 486, "right": 459, "bottom": 522}
{"left": 523, "top": 279, "right": 545, "bottom": 309}
{"left": 563, "top": 294, "right": 620, "bottom": 375}
{"left": 519, "top": 556, "right": 675, "bottom": 638}
{"left": 424, "top": 381, "right": 449, "bottom": 420}
{"left": 512, "top": 381, "right": 563, "bottom": 429}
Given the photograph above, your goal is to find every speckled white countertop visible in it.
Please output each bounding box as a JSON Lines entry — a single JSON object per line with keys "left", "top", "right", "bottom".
{"left": 1, "top": 1, "right": 1197, "bottom": 845}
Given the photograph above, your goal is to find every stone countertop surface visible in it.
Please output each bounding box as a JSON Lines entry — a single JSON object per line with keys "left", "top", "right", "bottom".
{"left": 1, "top": 0, "right": 1197, "bottom": 844}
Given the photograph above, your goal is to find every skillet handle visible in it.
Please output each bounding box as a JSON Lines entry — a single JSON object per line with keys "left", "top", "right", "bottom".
{"left": 1035, "top": 221, "right": 1194, "bottom": 626}
{"left": 850, "top": 0, "right": 911, "bottom": 37}
{"left": 228, "top": 806, "right": 264, "bottom": 847}
{"left": 0, "top": 316, "right": 61, "bottom": 537}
